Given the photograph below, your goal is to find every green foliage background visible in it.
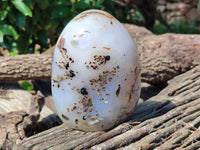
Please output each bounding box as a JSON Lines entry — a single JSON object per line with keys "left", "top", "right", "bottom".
{"left": 0, "top": 0, "right": 199, "bottom": 55}
{"left": 0, "top": 0, "right": 143, "bottom": 55}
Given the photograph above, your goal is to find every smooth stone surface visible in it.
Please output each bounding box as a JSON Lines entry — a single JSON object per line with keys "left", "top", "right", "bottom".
{"left": 52, "top": 9, "right": 140, "bottom": 131}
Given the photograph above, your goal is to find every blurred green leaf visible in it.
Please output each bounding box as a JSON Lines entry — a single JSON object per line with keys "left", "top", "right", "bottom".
{"left": 9, "top": 51, "right": 19, "bottom": 56}
{"left": 1, "top": 8, "right": 9, "bottom": 21}
{"left": 32, "top": 10, "right": 41, "bottom": 25}
{"left": 171, "top": 21, "right": 199, "bottom": 34}
{"left": 0, "top": 30, "right": 3, "bottom": 43}
{"left": 93, "top": 0, "right": 104, "bottom": 8}
{"left": 17, "top": 32, "right": 30, "bottom": 54}
{"left": 16, "top": 13, "right": 26, "bottom": 29}
{"left": 0, "top": 24, "right": 19, "bottom": 40}
{"left": 51, "top": 6, "right": 70, "bottom": 19}
{"left": 12, "top": 0, "right": 32, "bottom": 17}
{"left": 131, "top": 11, "right": 145, "bottom": 24}
{"left": 25, "top": 0, "right": 34, "bottom": 10}
{"left": 37, "top": 0, "right": 49, "bottom": 9}
{"left": 35, "top": 30, "right": 48, "bottom": 49}
{"left": 20, "top": 81, "right": 34, "bottom": 91}
{"left": 7, "top": 12, "right": 16, "bottom": 24}
{"left": 153, "top": 23, "right": 168, "bottom": 34}
{"left": 74, "top": 0, "right": 92, "bottom": 10}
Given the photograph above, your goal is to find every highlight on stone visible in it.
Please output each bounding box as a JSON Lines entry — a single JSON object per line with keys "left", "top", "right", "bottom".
{"left": 51, "top": 9, "right": 141, "bottom": 131}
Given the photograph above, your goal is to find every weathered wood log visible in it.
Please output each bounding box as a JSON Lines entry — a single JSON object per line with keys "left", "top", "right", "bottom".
{"left": 0, "top": 54, "right": 52, "bottom": 82}
{"left": 0, "top": 83, "right": 57, "bottom": 120}
{"left": 15, "top": 65, "right": 200, "bottom": 149}
{"left": 0, "top": 24, "right": 200, "bottom": 84}
{"left": 125, "top": 24, "right": 200, "bottom": 84}
{"left": 0, "top": 86, "right": 61, "bottom": 150}
{"left": 0, "top": 91, "right": 45, "bottom": 150}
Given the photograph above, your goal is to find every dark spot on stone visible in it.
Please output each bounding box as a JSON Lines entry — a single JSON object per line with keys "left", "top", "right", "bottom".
{"left": 104, "top": 55, "right": 110, "bottom": 61}
{"left": 116, "top": 84, "right": 121, "bottom": 96}
{"left": 75, "top": 119, "right": 78, "bottom": 124}
{"left": 83, "top": 116, "right": 87, "bottom": 120}
{"left": 69, "top": 70, "right": 75, "bottom": 78}
{"left": 61, "top": 113, "right": 69, "bottom": 120}
{"left": 65, "top": 62, "right": 69, "bottom": 70}
{"left": 110, "top": 21, "right": 113, "bottom": 24}
{"left": 81, "top": 88, "right": 88, "bottom": 95}
{"left": 69, "top": 57, "right": 72, "bottom": 61}
{"left": 63, "top": 47, "right": 67, "bottom": 52}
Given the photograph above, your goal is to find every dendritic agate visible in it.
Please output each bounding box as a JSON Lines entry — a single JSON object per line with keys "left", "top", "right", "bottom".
{"left": 51, "top": 9, "right": 141, "bottom": 131}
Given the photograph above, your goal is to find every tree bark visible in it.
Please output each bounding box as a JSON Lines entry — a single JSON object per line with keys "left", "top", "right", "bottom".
{"left": 0, "top": 54, "right": 52, "bottom": 82}
{"left": 15, "top": 65, "right": 200, "bottom": 150}
{"left": 0, "top": 92, "right": 45, "bottom": 150}
{"left": 0, "top": 88, "right": 61, "bottom": 150}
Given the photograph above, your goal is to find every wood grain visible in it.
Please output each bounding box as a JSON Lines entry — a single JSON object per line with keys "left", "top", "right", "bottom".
{"left": 15, "top": 65, "right": 200, "bottom": 150}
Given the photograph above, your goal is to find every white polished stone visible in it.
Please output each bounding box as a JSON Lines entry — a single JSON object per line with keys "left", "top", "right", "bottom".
{"left": 52, "top": 9, "right": 141, "bottom": 131}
